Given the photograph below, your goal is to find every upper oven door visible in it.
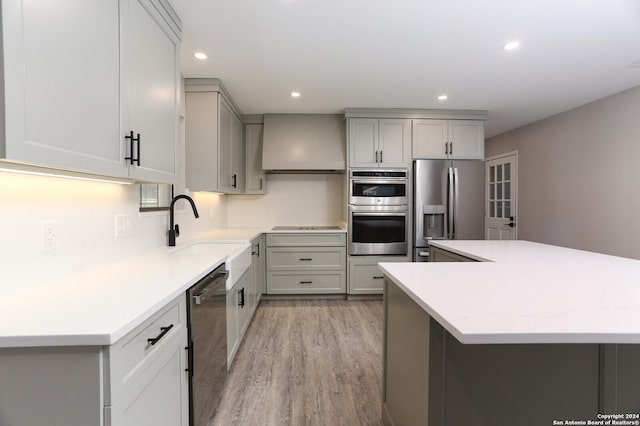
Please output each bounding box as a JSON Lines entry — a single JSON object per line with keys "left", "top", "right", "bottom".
{"left": 349, "top": 178, "right": 407, "bottom": 206}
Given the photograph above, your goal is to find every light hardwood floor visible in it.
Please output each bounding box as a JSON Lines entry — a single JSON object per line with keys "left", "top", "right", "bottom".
{"left": 211, "top": 299, "right": 384, "bottom": 426}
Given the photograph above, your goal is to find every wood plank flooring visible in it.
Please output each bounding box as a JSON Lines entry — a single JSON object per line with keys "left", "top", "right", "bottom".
{"left": 211, "top": 299, "right": 384, "bottom": 426}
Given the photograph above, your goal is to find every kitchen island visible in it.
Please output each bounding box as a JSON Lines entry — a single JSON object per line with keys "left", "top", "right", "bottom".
{"left": 379, "top": 240, "right": 640, "bottom": 426}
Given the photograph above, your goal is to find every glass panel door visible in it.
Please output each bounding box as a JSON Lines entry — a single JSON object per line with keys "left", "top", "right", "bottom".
{"left": 485, "top": 154, "right": 517, "bottom": 240}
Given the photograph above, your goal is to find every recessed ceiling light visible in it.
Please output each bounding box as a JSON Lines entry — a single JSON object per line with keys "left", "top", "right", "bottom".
{"left": 291, "top": 91, "right": 301, "bottom": 98}
{"left": 503, "top": 41, "right": 520, "bottom": 51}
{"left": 194, "top": 52, "right": 208, "bottom": 60}
{"left": 437, "top": 94, "right": 448, "bottom": 101}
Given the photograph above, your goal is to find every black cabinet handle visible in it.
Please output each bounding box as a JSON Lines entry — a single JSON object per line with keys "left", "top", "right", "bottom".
{"left": 147, "top": 324, "right": 174, "bottom": 346}
{"left": 135, "top": 133, "right": 141, "bottom": 166}
{"left": 373, "top": 276, "right": 384, "bottom": 280}
{"left": 299, "top": 281, "right": 313, "bottom": 284}
{"left": 299, "top": 258, "right": 313, "bottom": 261}
{"left": 125, "top": 131, "right": 141, "bottom": 166}
{"left": 238, "top": 288, "right": 245, "bottom": 307}
{"left": 232, "top": 174, "right": 237, "bottom": 188}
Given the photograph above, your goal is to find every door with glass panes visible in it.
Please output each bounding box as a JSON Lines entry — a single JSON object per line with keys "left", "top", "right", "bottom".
{"left": 485, "top": 153, "right": 517, "bottom": 240}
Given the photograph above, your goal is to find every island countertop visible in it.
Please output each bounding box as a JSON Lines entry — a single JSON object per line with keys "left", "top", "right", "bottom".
{"left": 378, "top": 240, "right": 640, "bottom": 344}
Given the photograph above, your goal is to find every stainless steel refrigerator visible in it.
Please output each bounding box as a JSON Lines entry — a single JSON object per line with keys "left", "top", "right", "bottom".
{"left": 413, "top": 159, "right": 484, "bottom": 261}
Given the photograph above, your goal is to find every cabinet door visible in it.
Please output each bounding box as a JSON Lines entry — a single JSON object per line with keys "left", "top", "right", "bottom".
{"left": 185, "top": 92, "right": 220, "bottom": 191}
{"left": 349, "top": 118, "right": 378, "bottom": 167}
{"left": 230, "top": 112, "right": 244, "bottom": 193}
{"left": 245, "top": 124, "right": 265, "bottom": 194}
{"left": 226, "top": 284, "right": 239, "bottom": 367}
{"left": 121, "top": 0, "right": 180, "bottom": 183}
{"left": 2, "top": 0, "right": 124, "bottom": 177}
{"left": 251, "top": 236, "right": 265, "bottom": 304}
{"left": 237, "top": 279, "right": 250, "bottom": 337}
{"left": 412, "top": 119, "right": 448, "bottom": 159}
{"left": 217, "top": 97, "right": 235, "bottom": 193}
{"left": 448, "top": 120, "right": 485, "bottom": 160}
{"left": 349, "top": 262, "right": 385, "bottom": 295}
{"left": 107, "top": 329, "right": 188, "bottom": 426}
{"left": 378, "top": 119, "right": 411, "bottom": 167}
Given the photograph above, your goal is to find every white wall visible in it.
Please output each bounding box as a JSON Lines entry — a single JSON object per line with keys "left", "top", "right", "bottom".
{"left": 0, "top": 172, "right": 227, "bottom": 297}
{"left": 486, "top": 85, "right": 640, "bottom": 259}
{"left": 226, "top": 173, "right": 345, "bottom": 227}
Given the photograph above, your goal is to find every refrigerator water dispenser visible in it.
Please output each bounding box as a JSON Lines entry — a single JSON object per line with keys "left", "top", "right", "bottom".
{"left": 423, "top": 205, "right": 445, "bottom": 239}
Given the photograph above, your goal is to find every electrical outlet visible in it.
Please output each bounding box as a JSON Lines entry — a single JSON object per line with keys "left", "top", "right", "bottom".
{"left": 41, "top": 220, "right": 57, "bottom": 250}
{"left": 115, "top": 214, "right": 133, "bottom": 237}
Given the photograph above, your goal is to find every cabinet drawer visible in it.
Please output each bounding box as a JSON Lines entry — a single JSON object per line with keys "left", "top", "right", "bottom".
{"left": 105, "top": 295, "right": 187, "bottom": 404}
{"left": 266, "top": 247, "right": 346, "bottom": 270}
{"left": 105, "top": 327, "right": 188, "bottom": 426}
{"left": 349, "top": 263, "right": 385, "bottom": 295}
{"left": 266, "top": 233, "right": 346, "bottom": 247}
{"left": 267, "top": 271, "right": 346, "bottom": 294}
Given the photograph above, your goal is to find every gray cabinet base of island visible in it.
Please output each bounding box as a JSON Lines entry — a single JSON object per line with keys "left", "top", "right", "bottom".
{"left": 382, "top": 280, "right": 640, "bottom": 426}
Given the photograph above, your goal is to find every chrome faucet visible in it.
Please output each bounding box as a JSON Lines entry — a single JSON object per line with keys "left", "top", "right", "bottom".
{"left": 168, "top": 194, "right": 199, "bottom": 246}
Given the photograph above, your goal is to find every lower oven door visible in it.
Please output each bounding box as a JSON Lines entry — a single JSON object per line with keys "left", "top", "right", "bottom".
{"left": 349, "top": 206, "right": 408, "bottom": 255}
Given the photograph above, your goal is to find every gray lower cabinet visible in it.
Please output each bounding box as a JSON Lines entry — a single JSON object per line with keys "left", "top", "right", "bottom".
{"left": 0, "top": 295, "right": 189, "bottom": 426}
{"left": 226, "top": 269, "right": 250, "bottom": 368}
{"left": 348, "top": 255, "right": 408, "bottom": 295}
{"left": 250, "top": 234, "right": 265, "bottom": 308}
{"left": 222, "top": 235, "right": 266, "bottom": 369}
{"left": 266, "top": 233, "right": 346, "bottom": 294}
{"left": 429, "top": 246, "right": 476, "bottom": 262}
{"left": 226, "top": 236, "right": 264, "bottom": 368}
{"left": 382, "top": 279, "right": 640, "bottom": 426}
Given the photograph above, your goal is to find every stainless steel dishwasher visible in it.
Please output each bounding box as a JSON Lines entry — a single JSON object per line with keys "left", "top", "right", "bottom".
{"left": 187, "top": 264, "right": 228, "bottom": 426}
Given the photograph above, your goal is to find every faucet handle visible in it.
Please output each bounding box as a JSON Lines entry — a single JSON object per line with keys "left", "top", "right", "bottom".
{"left": 174, "top": 224, "right": 180, "bottom": 237}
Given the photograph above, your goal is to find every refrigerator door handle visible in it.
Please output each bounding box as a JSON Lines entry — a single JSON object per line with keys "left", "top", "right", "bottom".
{"left": 447, "top": 167, "right": 454, "bottom": 239}
{"left": 453, "top": 167, "right": 460, "bottom": 240}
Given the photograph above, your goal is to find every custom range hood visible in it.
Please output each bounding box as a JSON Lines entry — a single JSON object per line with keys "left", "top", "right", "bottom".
{"left": 262, "top": 114, "right": 346, "bottom": 172}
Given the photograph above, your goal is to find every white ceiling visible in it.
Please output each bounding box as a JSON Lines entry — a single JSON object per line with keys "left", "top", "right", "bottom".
{"left": 170, "top": 0, "right": 640, "bottom": 137}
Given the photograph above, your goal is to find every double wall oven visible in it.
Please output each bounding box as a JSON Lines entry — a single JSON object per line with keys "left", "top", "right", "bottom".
{"left": 349, "top": 170, "right": 408, "bottom": 256}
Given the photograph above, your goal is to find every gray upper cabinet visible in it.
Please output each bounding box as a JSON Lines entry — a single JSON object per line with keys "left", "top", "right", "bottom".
{"left": 412, "top": 119, "right": 484, "bottom": 160}
{"left": 185, "top": 79, "right": 245, "bottom": 194}
{"left": 244, "top": 123, "right": 266, "bottom": 194}
{"left": 0, "top": 0, "right": 181, "bottom": 183}
{"left": 217, "top": 96, "right": 244, "bottom": 193}
{"left": 1, "top": 0, "right": 123, "bottom": 177}
{"left": 121, "top": 0, "right": 181, "bottom": 183}
{"left": 349, "top": 118, "right": 411, "bottom": 168}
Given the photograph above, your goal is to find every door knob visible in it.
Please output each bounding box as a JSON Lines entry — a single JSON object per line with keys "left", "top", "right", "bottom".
{"left": 507, "top": 216, "right": 516, "bottom": 228}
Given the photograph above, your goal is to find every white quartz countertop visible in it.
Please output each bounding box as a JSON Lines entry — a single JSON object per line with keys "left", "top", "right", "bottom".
{"left": 379, "top": 240, "right": 640, "bottom": 345}
{"left": 266, "top": 225, "right": 347, "bottom": 233}
{"left": 0, "top": 229, "right": 265, "bottom": 348}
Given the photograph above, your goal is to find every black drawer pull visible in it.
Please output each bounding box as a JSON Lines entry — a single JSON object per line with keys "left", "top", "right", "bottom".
{"left": 373, "top": 276, "right": 384, "bottom": 280}
{"left": 299, "top": 281, "right": 313, "bottom": 284}
{"left": 147, "top": 324, "right": 174, "bottom": 346}
{"left": 299, "top": 258, "right": 313, "bottom": 261}
{"left": 238, "top": 288, "right": 245, "bottom": 307}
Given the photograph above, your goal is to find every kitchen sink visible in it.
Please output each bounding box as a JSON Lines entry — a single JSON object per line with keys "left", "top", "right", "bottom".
{"left": 172, "top": 242, "right": 251, "bottom": 289}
